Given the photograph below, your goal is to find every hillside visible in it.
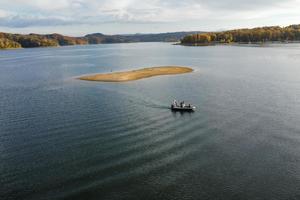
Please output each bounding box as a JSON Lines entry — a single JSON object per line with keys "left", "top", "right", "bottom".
{"left": 181, "top": 24, "right": 300, "bottom": 45}
{"left": 85, "top": 32, "right": 203, "bottom": 44}
{"left": 0, "top": 31, "right": 202, "bottom": 49}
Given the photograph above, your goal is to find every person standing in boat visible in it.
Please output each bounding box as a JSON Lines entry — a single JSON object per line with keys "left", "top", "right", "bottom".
{"left": 173, "top": 100, "right": 177, "bottom": 106}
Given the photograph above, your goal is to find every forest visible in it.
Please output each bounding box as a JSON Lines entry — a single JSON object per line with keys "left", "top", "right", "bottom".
{"left": 2, "top": 24, "right": 300, "bottom": 49}
{"left": 0, "top": 31, "right": 201, "bottom": 49}
{"left": 181, "top": 25, "right": 300, "bottom": 44}
{"left": 0, "top": 32, "right": 89, "bottom": 49}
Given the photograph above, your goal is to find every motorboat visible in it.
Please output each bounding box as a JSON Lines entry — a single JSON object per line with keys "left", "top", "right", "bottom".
{"left": 171, "top": 100, "right": 196, "bottom": 112}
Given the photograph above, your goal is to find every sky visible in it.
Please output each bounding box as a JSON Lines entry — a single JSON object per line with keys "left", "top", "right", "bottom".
{"left": 0, "top": 0, "right": 300, "bottom": 36}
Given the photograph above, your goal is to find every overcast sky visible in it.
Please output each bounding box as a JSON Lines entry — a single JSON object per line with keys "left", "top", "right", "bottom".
{"left": 0, "top": 0, "right": 300, "bottom": 36}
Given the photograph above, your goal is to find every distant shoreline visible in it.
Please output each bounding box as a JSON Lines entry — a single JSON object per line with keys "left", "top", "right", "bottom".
{"left": 78, "top": 66, "right": 193, "bottom": 82}
{"left": 180, "top": 25, "right": 300, "bottom": 46}
{"left": 178, "top": 41, "right": 300, "bottom": 47}
{"left": 0, "top": 31, "right": 203, "bottom": 50}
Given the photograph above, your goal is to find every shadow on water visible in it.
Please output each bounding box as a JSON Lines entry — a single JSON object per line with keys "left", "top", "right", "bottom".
{"left": 171, "top": 110, "right": 195, "bottom": 118}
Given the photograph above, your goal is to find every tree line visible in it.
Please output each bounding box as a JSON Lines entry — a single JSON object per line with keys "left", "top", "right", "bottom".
{"left": 181, "top": 25, "right": 300, "bottom": 44}
{"left": 0, "top": 32, "right": 90, "bottom": 49}
{"left": 2, "top": 25, "right": 300, "bottom": 49}
{"left": 0, "top": 31, "right": 202, "bottom": 49}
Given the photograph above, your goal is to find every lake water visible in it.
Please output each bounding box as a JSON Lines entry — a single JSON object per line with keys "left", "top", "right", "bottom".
{"left": 1, "top": 43, "right": 300, "bottom": 200}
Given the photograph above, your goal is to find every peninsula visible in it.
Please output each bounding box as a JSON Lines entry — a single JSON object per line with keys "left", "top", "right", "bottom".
{"left": 79, "top": 66, "right": 193, "bottom": 82}
{"left": 181, "top": 24, "right": 300, "bottom": 45}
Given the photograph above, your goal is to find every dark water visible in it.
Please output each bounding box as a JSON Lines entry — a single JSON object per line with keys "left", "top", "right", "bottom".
{"left": 1, "top": 43, "right": 300, "bottom": 200}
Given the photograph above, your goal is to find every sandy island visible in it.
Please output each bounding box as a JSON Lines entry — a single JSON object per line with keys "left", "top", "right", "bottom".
{"left": 79, "top": 66, "right": 193, "bottom": 82}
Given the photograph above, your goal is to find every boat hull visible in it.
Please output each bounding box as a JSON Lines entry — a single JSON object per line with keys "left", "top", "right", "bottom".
{"left": 171, "top": 105, "right": 196, "bottom": 112}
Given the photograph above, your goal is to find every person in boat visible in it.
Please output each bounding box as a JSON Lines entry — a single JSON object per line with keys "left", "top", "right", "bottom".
{"left": 173, "top": 100, "right": 177, "bottom": 107}
{"left": 179, "top": 101, "right": 185, "bottom": 108}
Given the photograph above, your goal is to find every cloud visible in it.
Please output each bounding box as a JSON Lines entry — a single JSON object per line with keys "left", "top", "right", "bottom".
{"left": 0, "top": 0, "right": 300, "bottom": 33}
{"left": 0, "top": 16, "right": 74, "bottom": 28}
{"left": 0, "top": 9, "right": 10, "bottom": 18}
{"left": 197, "top": 0, "right": 284, "bottom": 10}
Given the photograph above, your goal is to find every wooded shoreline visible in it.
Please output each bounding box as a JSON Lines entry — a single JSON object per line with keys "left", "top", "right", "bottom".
{"left": 181, "top": 25, "right": 300, "bottom": 45}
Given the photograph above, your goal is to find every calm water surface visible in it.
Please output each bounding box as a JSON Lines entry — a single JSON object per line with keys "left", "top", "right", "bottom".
{"left": 1, "top": 43, "right": 300, "bottom": 200}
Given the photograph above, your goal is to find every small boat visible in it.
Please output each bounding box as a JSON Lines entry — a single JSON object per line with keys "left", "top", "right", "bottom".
{"left": 171, "top": 100, "right": 196, "bottom": 112}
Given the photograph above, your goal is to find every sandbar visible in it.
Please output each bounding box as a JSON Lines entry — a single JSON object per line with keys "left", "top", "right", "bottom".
{"left": 79, "top": 66, "right": 193, "bottom": 82}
